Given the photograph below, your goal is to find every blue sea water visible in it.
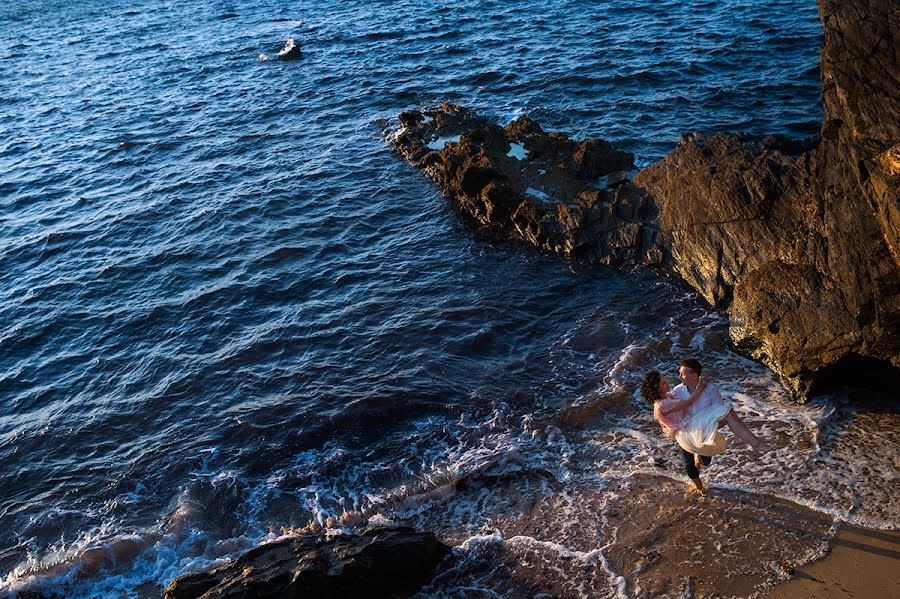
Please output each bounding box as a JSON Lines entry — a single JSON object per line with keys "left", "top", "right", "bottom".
{"left": 2, "top": 0, "right": 897, "bottom": 597}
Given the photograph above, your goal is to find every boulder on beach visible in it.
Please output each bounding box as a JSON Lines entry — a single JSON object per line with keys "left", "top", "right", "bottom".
{"left": 163, "top": 527, "right": 450, "bottom": 599}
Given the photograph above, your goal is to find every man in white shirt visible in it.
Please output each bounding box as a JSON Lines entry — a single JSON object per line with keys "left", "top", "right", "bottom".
{"left": 672, "top": 358, "right": 727, "bottom": 417}
{"left": 673, "top": 358, "right": 770, "bottom": 459}
{"left": 670, "top": 358, "right": 720, "bottom": 489}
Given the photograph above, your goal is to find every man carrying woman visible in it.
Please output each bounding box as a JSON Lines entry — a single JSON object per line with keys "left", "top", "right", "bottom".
{"left": 642, "top": 358, "right": 770, "bottom": 494}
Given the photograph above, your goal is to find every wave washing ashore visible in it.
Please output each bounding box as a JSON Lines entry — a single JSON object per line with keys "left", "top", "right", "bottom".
{"left": 1, "top": 0, "right": 898, "bottom": 597}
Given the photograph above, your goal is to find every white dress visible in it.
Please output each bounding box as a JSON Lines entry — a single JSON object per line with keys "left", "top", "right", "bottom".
{"left": 671, "top": 382, "right": 732, "bottom": 456}
{"left": 674, "top": 400, "right": 731, "bottom": 456}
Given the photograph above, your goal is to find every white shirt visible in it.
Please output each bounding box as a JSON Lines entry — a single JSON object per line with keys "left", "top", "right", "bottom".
{"left": 672, "top": 381, "right": 726, "bottom": 416}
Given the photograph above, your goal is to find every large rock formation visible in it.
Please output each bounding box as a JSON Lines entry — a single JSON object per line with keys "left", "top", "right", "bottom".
{"left": 391, "top": 0, "right": 899, "bottom": 400}
{"left": 164, "top": 527, "right": 449, "bottom": 598}
{"left": 635, "top": 0, "right": 900, "bottom": 399}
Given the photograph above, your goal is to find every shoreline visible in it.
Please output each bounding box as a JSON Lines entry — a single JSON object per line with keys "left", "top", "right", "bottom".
{"left": 11, "top": 471, "right": 898, "bottom": 597}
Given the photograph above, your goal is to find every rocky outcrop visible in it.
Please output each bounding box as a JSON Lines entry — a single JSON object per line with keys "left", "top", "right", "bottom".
{"left": 391, "top": 0, "right": 899, "bottom": 400}
{"left": 164, "top": 527, "right": 449, "bottom": 599}
{"left": 392, "top": 103, "right": 662, "bottom": 268}
{"left": 636, "top": 0, "right": 900, "bottom": 399}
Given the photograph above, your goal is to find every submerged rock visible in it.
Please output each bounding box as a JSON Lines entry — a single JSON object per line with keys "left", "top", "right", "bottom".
{"left": 163, "top": 527, "right": 449, "bottom": 598}
{"left": 391, "top": 0, "right": 900, "bottom": 400}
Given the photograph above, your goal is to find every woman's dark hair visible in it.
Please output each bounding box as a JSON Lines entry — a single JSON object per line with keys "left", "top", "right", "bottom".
{"left": 641, "top": 369, "right": 663, "bottom": 405}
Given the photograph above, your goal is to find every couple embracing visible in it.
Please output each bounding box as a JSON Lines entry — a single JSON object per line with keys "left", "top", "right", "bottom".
{"left": 642, "top": 359, "right": 771, "bottom": 495}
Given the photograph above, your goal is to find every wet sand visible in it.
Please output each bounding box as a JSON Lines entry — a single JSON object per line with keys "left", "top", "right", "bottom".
{"left": 399, "top": 469, "right": 897, "bottom": 598}
{"left": 764, "top": 522, "right": 900, "bottom": 599}
{"left": 597, "top": 475, "right": 836, "bottom": 598}
{"left": 597, "top": 474, "right": 900, "bottom": 599}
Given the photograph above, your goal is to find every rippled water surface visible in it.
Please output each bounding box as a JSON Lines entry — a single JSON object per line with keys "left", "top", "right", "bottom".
{"left": 5, "top": 0, "right": 896, "bottom": 597}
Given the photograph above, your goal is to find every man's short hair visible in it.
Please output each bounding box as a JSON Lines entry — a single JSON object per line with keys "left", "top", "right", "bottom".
{"left": 680, "top": 358, "right": 702, "bottom": 375}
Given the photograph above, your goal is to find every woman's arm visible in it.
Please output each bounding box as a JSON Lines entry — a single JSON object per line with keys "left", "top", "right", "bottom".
{"left": 658, "top": 379, "right": 708, "bottom": 415}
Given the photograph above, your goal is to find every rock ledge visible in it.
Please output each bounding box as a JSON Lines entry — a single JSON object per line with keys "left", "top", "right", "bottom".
{"left": 392, "top": 103, "right": 662, "bottom": 269}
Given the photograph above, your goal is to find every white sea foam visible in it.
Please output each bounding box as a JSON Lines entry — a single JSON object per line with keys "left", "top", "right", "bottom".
{"left": 525, "top": 186, "right": 549, "bottom": 201}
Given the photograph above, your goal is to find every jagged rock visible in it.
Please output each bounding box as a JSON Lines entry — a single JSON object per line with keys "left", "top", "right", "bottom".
{"left": 634, "top": 132, "right": 812, "bottom": 308}
{"left": 391, "top": 102, "right": 660, "bottom": 268}
{"left": 164, "top": 527, "right": 449, "bottom": 599}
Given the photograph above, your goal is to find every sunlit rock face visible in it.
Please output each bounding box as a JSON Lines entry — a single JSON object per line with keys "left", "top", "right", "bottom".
{"left": 636, "top": 0, "right": 900, "bottom": 400}
{"left": 393, "top": 0, "right": 899, "bottom": 402}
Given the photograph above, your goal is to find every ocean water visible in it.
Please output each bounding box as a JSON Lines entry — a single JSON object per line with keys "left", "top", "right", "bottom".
{"left": 1, "top": 0, "right": 896, "bottom": 597}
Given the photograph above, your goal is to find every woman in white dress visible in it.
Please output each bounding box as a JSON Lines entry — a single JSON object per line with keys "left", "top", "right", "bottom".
{"left": 641, "top": 366, "right": 770, "bottom": 494}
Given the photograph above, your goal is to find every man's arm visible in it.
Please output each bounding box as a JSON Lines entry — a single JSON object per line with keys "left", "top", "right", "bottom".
{"left": 708, "top": 382, "right": 725, "bottom": 404}
{"left": 658, "top": 379, "right": 709, "bottom": 415}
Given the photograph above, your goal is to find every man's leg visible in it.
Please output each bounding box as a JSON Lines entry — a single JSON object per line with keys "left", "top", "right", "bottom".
{"left": 680, "top": 447, "right": 704, "bottom": 493}
{"left": 693, "top": 453, "right": 712, "bottom": 471}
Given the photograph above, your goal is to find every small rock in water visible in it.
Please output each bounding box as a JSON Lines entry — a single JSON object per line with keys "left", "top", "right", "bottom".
{"left": 259, "top": 39, "right": 302, "bottom": 62}
{"left": 277, "top": 38, "right": 302, "bottom": 60}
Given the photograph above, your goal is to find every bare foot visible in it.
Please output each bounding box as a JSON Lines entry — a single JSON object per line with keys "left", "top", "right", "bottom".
{"left": 684, "top": 486, "right": 706, "bottom": 499}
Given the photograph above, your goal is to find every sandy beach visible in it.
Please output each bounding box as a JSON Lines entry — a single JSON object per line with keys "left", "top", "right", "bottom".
{"left": 765, "top": 522, "right": 900, "bottom": 599}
